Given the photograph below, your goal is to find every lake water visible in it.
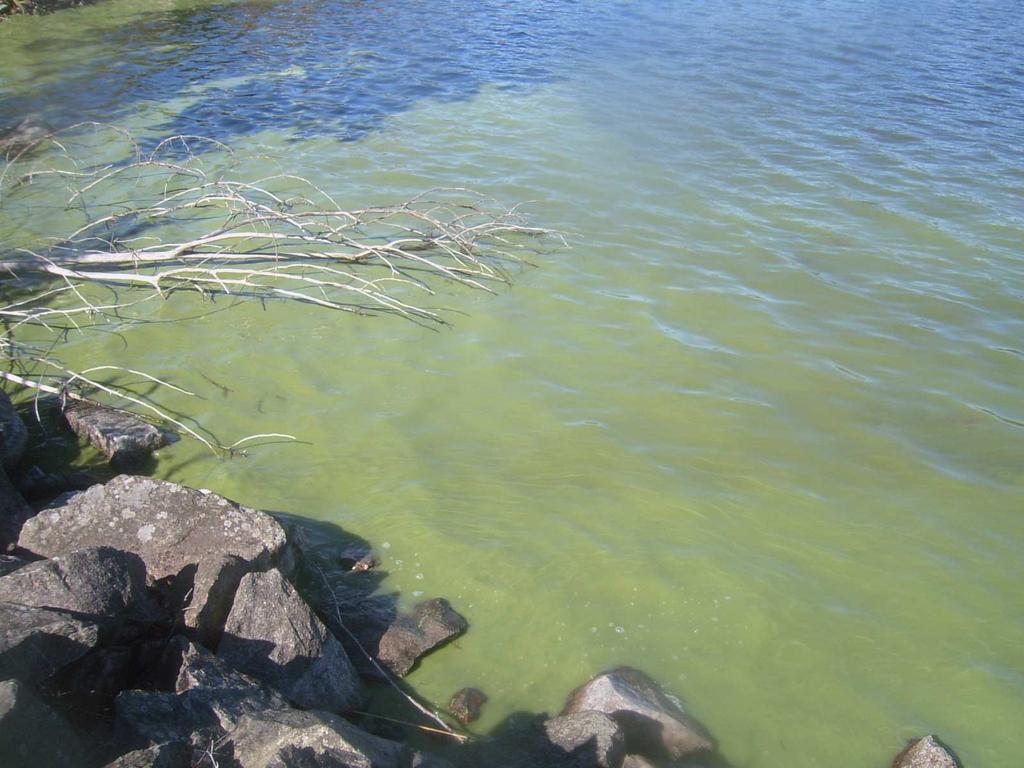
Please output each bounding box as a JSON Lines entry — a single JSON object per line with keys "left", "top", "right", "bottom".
{"left": 2, "top": 1, "right": 1023, "bottom": 765}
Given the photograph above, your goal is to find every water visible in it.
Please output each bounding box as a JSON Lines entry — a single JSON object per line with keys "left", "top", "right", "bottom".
{"left": 2, "top": 1, "right": 1023, "bottom": 765}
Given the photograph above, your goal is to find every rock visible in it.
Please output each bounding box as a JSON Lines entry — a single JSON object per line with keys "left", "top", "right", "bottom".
{"left": 115, "top": 639, "right": 289, "bottom": 748}
{"left": 376, "top": 597, "right": 468, "bottom": 677}
{"left": 174, "top": 553, "right": 251, "bottom": 648}
{"left": 892, "top": 735, "right": 960, "bottom": 768}
{"left": 544, "top": 711, "right": 626, "bottom": 768}
{"left": 0, "top": 678, "right": 88, "bottom": 768}
{"left": 63, "top": 401, "right": 173, "bottom": 469}
{"left": 0, "top": 546, "right": 147, "bottom": 619}
{"left": 449, "top": 686, "right": 488, "bottom": 725}
{"left": 103, "top": 742, "right": 192, "bottom": 768}
{"left": 0, "top": 464, "right": 32, "bottom": 553}
{"left": 0, "top": 388, "right": 27, "bottom": 470}
{"left": 561, "top": 667, "right": 714, "bottom": 761}
{"left": 0, "top": 115, "right": 50, "bottom": 159}
{"left": 0, "top": 602, "right": 100, "bottom": 683}
{"left": 339, "top": 544, "right": 379, "bottom": 572}
{"left": 227, "top": 708, "right": 422, "bottom": 768}
{"left": 219, "top": 568, "right": 363, "bottom": 712}
{"left": 15, "top": 464, "right": 96, "bottom": 504}
{"left": 0, "top": 554, "right": 26, "bottom": 577}
{"left": 620, "top": 756, "right": 657, "bottom": 768}
{"left": 18, "top": 475, "right": 288, "bottom": 637}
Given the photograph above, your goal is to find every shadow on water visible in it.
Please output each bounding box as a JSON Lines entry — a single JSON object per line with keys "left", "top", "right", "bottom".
{"left": 2, "top": 0, "right": 591, "bottom": 145}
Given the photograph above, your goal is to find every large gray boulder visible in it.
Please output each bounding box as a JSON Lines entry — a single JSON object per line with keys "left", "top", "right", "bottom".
{"left": 544, "top": 711, "right": 626, "bottom": 768}
{"left": 63, "top": 401, "right": 172, "bottom": 469}
{"left": 227, "top": 708, "right": 419, "bottom": 768}
{"left": 376, "top": 597, "right": 468, "bottom": 677}
{"left": 1, "top": 465, "right": 32, "bottom": 553}
{"left": 115, "top": 639, "right": 289, "bottom": 748}
{"left": 0, "top": 389, "right": 27, "bottom": 470}
{"left": 18, "top": 475, "right": 288, "bottom": 639}
{"left": 561, "top": 667, "right": 714, "bottom": 762}
{"left": 19, "top": 476, "right": 287, "bottom": 578}
{"left": 0, "top": 602, "right": 100, "bottom": 683}
{"left": 219, "top": 568, "right": 363, "bottom": 712}
{"left": 103, "top": 742, "right": 192, "bottom": 768}
{"left": 892, "top": 735, "right": 960, "bottom": 768}
{"left": 0, "top": 679, "right": 88, "bottom": 768}
{"left": 0, "top": 546, "right": 147, "bottom": 619}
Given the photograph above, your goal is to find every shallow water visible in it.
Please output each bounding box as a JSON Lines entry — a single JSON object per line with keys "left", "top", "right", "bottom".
{"left": 2, "top": 1, "right": 1023, "bottom": 765}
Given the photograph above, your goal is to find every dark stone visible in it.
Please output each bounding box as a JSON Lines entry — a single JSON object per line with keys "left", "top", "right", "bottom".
{"left": 115, "top": 639, "right": 289, "bottom": 748}
{"left": 219, "top": 568, "right": 363, "bottom": 712}
{"left": 892, "top": 735, "right": 961, "bottom": 768}
{"left": 376, "top": 598, "right": 468, "bottom": 677}
{"left": 18, "top": 475, "right": 288, "bottom": 635}
{"left": 620, "top": 756, "right": 657, "bottom": 768}
{"left": 339, "top": 544, "right": 379, "bottom": 572}
{"left": 63, "top": 401, "right": 173, "bottom": 469}
{"left": 227, "top": 708, "right": 425, "bottom": 768}
{"left": 0, "top": 678, "right": 89, "bottom": 768}
{"left": 47, "top": 644, "right": 138, "bottom": 726}
{"left": 0, "top": 554, "right": 26, "bottom": 577}
{"left": 543, "top": 711, "right": 626, "bottom": 768}
{"left": 561, "top": 667, "right": 714, "bottom": 761}
{"left": 0, "top": 602, "right": 100, "bottom": 683}
{"left": 103, "top": 742, "right": 192, "bottom": 768}
{"left": 0, "top": 464, "right": 32, "bottom": 553}
{"left": 15, "top": 464, "right": 96, "bottom": 504}
{"left": 448, "top": 686, "right": 488, "bottom": 725}
{"left": 0, "top": 388, "right": 27, "bottom": 470}
{"left": 0, "top": 546, "right": 147, "bottom": 619}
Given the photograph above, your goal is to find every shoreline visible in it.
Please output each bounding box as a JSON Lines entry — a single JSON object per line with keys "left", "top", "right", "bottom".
{"left": 0, "top": 390, "right": 962, "bottom": 768}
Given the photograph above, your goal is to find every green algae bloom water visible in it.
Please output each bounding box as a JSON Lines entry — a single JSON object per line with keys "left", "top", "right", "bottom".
{"left": 2, "top": 1, "right": 1022, "bottom": 765}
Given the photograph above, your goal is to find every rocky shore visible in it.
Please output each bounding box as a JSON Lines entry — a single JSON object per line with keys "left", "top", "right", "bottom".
{"left": 0, "top": 391, "right": 963, "bottom": 768}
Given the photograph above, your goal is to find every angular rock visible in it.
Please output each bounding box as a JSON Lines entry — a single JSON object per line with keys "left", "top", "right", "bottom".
{"left": 620, "top": 756, "right": 657, "bottom": 768}
{"left": 0, "top": 388, "right": 27, "bottom": 470}
{"left": 219, "top": 569, "right": 363, "bottom": 712}
{"left": 561, "top": 667, "right": 714, "bottom": 761}
{"left": 449, "top": 686, "right": 488, "bottom": 725}
{"left": 0, "top": 546, "right": 147, "bottom": 619}
{"left": 175, "top": 553, "right": 251, "bottom": 648}
{"left": 103, "top": 742, "right": 192, "bottom": 768}
{"left": 15, "top": 464, "right": 96, "bottom": 504}
{"left": 0, "top": 678, "right": 88, "bottom": 768}
{"left": 115, "top": 639, "right": 288, "bottom": 748}
{"left": 228, "top": 708, "right": 418, "bottom": 768}
{"left": 544, "top": 711, "right": 626, "bottom": 768}
{"left": 376, "top": 597, "right": 468, "bottom": 677}
{"left": 892, "top": 735, "right": 960, "bottom": 768}
{"left": 18, "top": 475, "right": 288, "bottom": 636}
{"left": 1, "top": 464, "right": 32, "bottom": 553}
{"left": 0, "top": 602, "right": 100, "bottom": 683}
{"left": 63, "top": 401, "right": 172, "bottom": 469}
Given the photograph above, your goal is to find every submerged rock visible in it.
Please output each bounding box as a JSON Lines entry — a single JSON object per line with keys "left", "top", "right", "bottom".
{"left": 892, "top": 735, "right": 961, "bottom": 768}
{"left": 449, "top": 686, "right": 488, "bottom": 725}
{"left": 543, "top": 711, "right": 626, "bottom": 768}
{"left": 561, "top": 667, "right": 714, "bottom": 761}
{"left": 115, "top": 639, "right": 289, "bottom": 748}
{"left": 63, "top": 401, "right": 173, "bottom": 469}
{"left": 0, "top": 602, "right": 100, "bottom": 683}
{"left": 0, "top": 679, "right": 88, "bottom": 768}
{"left": 218, "top": 568, "right": 363, "bottom": 712}
{"left": 0, "top": 389, "right": 27, "bottom": 470}
{"left": 103, "top": 742, "right": 192, "bottom": 768}
{"left": 0, "top": 546, "right": 147, "bottom": 619}
{"left": 376, "top": 597, "right": 468, "bottom": 677}
{"left": 227, "top": 708, "right": 425, "bottom": 768}
{"left": 0, "top": 116, "right": 50, "bottom": 159}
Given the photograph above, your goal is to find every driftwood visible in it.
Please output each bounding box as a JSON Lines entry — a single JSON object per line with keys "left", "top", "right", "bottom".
{"left": 0, "top": 124, "right": 561, "bottom": 455}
